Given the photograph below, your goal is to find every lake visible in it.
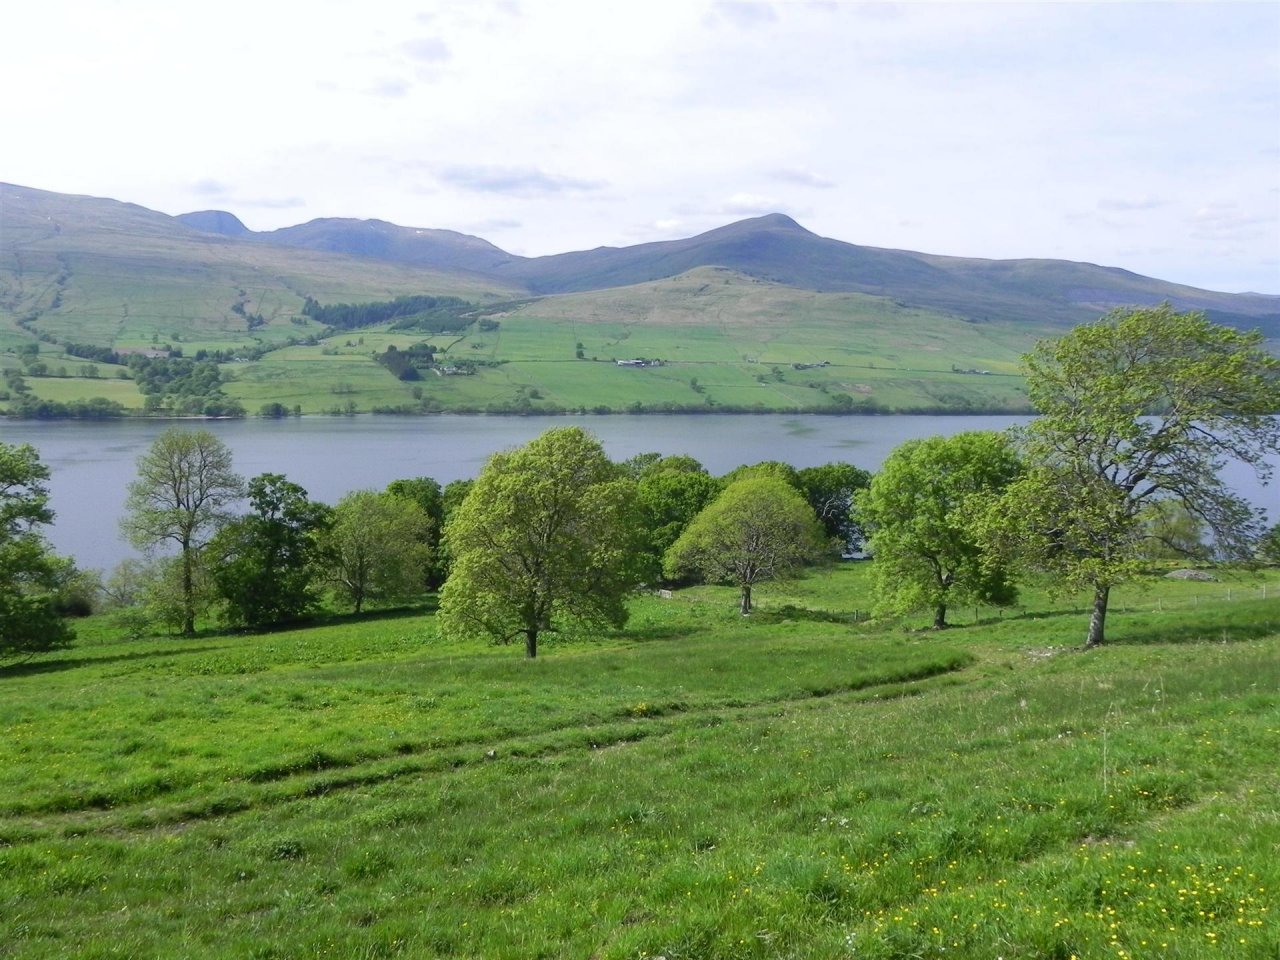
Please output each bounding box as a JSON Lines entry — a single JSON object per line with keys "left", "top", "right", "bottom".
{"left": 3, "top": 414, "right": 1276, "bottom": 572}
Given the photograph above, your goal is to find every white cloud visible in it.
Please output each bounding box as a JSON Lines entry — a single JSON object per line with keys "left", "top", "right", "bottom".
{"left": 0, "top": 0, "right": 1275, "bottom": 291}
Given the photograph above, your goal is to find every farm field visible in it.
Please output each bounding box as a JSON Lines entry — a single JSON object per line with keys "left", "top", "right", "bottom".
{"left": 1, "top": 564, "right": 1276, "bottom": 958}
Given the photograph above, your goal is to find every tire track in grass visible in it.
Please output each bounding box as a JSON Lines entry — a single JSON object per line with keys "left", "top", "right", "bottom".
{"left": 0, "top": 658, "right": 972, "bottom": 842}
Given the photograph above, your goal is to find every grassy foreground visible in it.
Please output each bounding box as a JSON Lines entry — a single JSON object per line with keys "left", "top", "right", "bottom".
{"left": 0, "top": 565, "right": 1276, "bottom": 959}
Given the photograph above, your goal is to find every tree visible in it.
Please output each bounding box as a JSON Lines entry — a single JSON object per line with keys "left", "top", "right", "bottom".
{"left": 796, "top": 462, "right": 873, "bottom": 551}
{"left": 1258, "top": 522, "right": 1280, "bottom": 564}
{"left": 210, "top": 474, "right": 330, "bottom": 628}
{"left": 633, "top": 455, "right": 723, "bottom": 580}
{"left": 1137, "top": 500, "right": 1209, "bottom": 561}
{"left": 385, "top": 477, "right": 445, "bottom": 587}
{"left": 1002, "top": 304, "right": 1280, "bottom": 647}
{"left": 856, "top": 432, "right": 1021, "bottom": 628}
{"left": 121, "top": 429, "right": 245, "bottom": 635}
{"left": 322, "top": 490, "right": 431, "bottom": 613}
{"left": 0, "top": 443, "right": 75, "bottom": 659}
{"left": 439, "top": 427, "right": 642, "bottom": 658}
{"left": 664, "top": 475, "right": 826, "bottom": 615}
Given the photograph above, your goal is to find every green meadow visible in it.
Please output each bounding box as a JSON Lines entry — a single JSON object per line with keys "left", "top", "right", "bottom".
{"left": 1, "top": 564, "right": 1276, "bottom": 958}
{"left": 4, "top": 266, "right": 1040, "bottom": 416}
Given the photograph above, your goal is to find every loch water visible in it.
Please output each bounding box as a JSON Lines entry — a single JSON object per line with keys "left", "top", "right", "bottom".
{"left": 3, "top": 414, "right": 1275, "bottom": 572}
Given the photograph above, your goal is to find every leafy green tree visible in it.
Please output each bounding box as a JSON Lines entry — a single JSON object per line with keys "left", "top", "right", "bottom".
{"left": 323, "top": 490, "right": 431, "bottom": 613}
{"left": 210, "top": 474, "right": 331, "bottom": 628}
{"left": 633, "top": 455, "right": 723, "bottom": 580}
{"left": 122, "top": 429, "right": 245, "bottom": 635}
{"left": 797, "top": 462, "right": 873, "bottom": 550}
{"left": 856, "top": 432, "right": 1021, "bottom": 628}
{"left": 664, "top": 475, "right": 826, "bottom": 615}
{"left": 386, "top": 477, "right": 445, "bottom": 587}
{"left": 1258, "top": 522, "right": 1280, "bottom": 564}
{"left": 1000, "top": 304, "right": 1280, "bottom": 647}
{"left": 0, "top": 443, "right": 75, "bottom": 659}
{"left": 439, "top": 427, "right": 642, "bottom": 658}
{"left": 720, "top": 460, "right": 802, "bottom": 490}
{"left": 1137, "top": 500, "right": 1209, "bottom": 561}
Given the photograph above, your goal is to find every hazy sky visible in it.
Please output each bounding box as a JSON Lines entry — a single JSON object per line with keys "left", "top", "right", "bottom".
{"left": 5, "top": 1, "right": 1278, "bottom": 293}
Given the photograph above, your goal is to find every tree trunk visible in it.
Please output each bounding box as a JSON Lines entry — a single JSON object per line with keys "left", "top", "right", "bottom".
{"left": 1085, "top": 584, "right": 1109, "bottom": 648}
{"left": 181, "top": 542, "right": 195, "bottom": 636}
{"left": 525, "top": 629, "right": 538, "bottom": 659}
{"left": 740, "top": 583, "right": 752, "bottom": 616}
{"left": 932, "top": 603, "right": 948, "bottom": 630}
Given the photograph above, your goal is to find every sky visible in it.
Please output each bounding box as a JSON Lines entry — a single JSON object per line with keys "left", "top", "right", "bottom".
{"left": 4, "top": 1, "right": 1278, "bottom": 294}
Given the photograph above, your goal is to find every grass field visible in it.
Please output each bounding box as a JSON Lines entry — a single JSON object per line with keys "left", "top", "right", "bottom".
{"left": 1, "top": 564, "right": 1276, "bottom": 958}
{"left": 4, "top": 251, "right": 1043, "bottom": 415}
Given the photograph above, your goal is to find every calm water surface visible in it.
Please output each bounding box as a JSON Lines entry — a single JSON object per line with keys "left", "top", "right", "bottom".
{"left": 2, "top": 414, "right": 1274, "bottom": 572}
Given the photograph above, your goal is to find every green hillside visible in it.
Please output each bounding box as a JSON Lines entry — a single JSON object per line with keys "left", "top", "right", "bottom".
{"left": 3, "top": 183, "right": 1274, "bottom": 417}
{"left": 1, "top": 565, "right": 1276, "bottom": 958}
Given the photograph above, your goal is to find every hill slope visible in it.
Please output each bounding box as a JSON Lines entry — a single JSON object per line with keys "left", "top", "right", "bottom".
{"left": 0, "top": 183, "right": 522, "bottom": 353}
{"left": 2, "top": 182, "right": 1275, "bottom": 416}
{"left": 197, "top": 208, "right": 1279, "bottom": 333}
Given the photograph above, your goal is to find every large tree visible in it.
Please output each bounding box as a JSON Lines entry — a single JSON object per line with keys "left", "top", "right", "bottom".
{"left": 385, "top": 477, "right": 445, "bottom": 587}
{"left": 439, "top": 427, "right": 642, "bottom": 658}
{"left": 122, "top": 429, "right": 245, "bottom": 635}
{"left": 633, "top": 454, "right": 723, "bottom": 581}
{"left": 856, "top": 431, "right": 1021, "bottom": 628}
{"left": 797, "top": 462, "right": 873, "bottom": 551}
{"left": 1002, "top": 304, "right": 1280, "bottom": 647}
{"left": 210, "top": 473, "right": 331, "bottom": 628}
{"left": 322, "top": 490, "right": 432, "bottom": 614}
{"left": 664, "top": 475, "right": 826, "bottom": 615}
{"left": 0, "top": 443, "right": 75, "bottom": 659}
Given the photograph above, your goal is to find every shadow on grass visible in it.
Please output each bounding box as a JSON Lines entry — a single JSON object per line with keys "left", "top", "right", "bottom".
{"left": 1112, "top": 608, "right": 1278, "bottom": 646}
{"left": 619, "top": 626, "right": 689, "bottom": 644}
{"left": 0, "top": 645, "right": 226, "bottom": 679}
{"left": 753, "top": 604, "right": 867, "bottom": 626}
{"left": 305, "top": 600, "right": 439, "bottom": 628}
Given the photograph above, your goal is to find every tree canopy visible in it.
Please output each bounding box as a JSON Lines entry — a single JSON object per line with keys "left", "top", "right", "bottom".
{"left": 857, "top": 431, "right": 1021, "bottom": 628}
{"left": 322, "top": 490, "right": 432, "bottom": 614}
{"left": 0, "top": 443, "right": 75, "bottom": 659}
{"left": 121, "top": 429, "right": 245, "bottom": 635}
{"left": 664, "top": 475, "right": 826, "bottom": 615}
{"left": 439, "top": 427, "right": 642, "bottom": 658}
{"left": 998, "top": 304, "right": 1280, "bottom": 647}
{"left": 210, "top": 473, "right": 331, "bottom": 628}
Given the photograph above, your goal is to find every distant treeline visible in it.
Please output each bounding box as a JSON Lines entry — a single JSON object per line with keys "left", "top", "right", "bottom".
{"left": 6, "top": 395, "right": 126, "bottom": 419}
{"left": 302, "top": 295, "right": 483, "bottom": 334}
{"left": 64, "top": 342, "right": 123, "bottom": 365}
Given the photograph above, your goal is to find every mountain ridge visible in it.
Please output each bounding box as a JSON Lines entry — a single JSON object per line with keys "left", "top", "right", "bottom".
{"left": 166, "top": 196, "right": 1277, "bottom": 332}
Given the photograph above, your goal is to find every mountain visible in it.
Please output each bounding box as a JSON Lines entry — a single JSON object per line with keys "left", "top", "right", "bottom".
{"left": 4, "top": 182, "right": 1277, "bottom": 416}
{"left": 172, "top": 205, "right": 1278, "bottom": 335}
{"left": 8, "top": 181, "right": 1277, "bottom": 340}
{"left": 257, "top": 218, "right": 515, "bottom": 275}
{"left": 175, "top": 210, "right": 251, "bottom": 237}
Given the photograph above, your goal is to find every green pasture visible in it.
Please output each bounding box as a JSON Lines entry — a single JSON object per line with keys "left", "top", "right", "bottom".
{"left": 221, "top": 347, "right": 414, "bottom": 414}
{"left": 4, "top": 262, "right": 1046, "bottom": 415}
{"left": 0, "top": 564, "right": 1276, "bottom": 958}
{"left": 15, "top": 375, "right": 142, "bottom": 407}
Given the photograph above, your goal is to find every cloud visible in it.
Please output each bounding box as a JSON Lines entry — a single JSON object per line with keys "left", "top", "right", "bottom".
{"left": 1097, "top": 195, "right": 1164, "bottom": 212}
{"left": 769, "top": 168, "right": 836, "bottom": 189}
{"left": 705, "top": 2, "right": 778, "bottom": 28}
{"left": 191, "top": 178, "right": 229, "bottom": 197}
{"left": 438, "top": 165, "right": 606, "bottom": 197}
{"left": 368, "top": 78, "right": 410, "bottom": 99}
{"left": 237, "top": 196, "right": 306, "bottom": 210}
{"left": 1187, "top": 201, "right": 1276, "bottom": 238}
{"left": 464, "top": 217, "right": 522, "bottom": 233}
{"left": 402, "top": 37, "right": 451, "bottom": 64}
{"left": 718, "top": 192, "right": 785, "bottom": 215}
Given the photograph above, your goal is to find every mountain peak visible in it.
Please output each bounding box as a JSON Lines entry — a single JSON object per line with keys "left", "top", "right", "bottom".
{"left": 176, "top": 210, "right": 250, "bottom": 237}
{"left": 751, "top": 212, "right": 806, "bottom": 231}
